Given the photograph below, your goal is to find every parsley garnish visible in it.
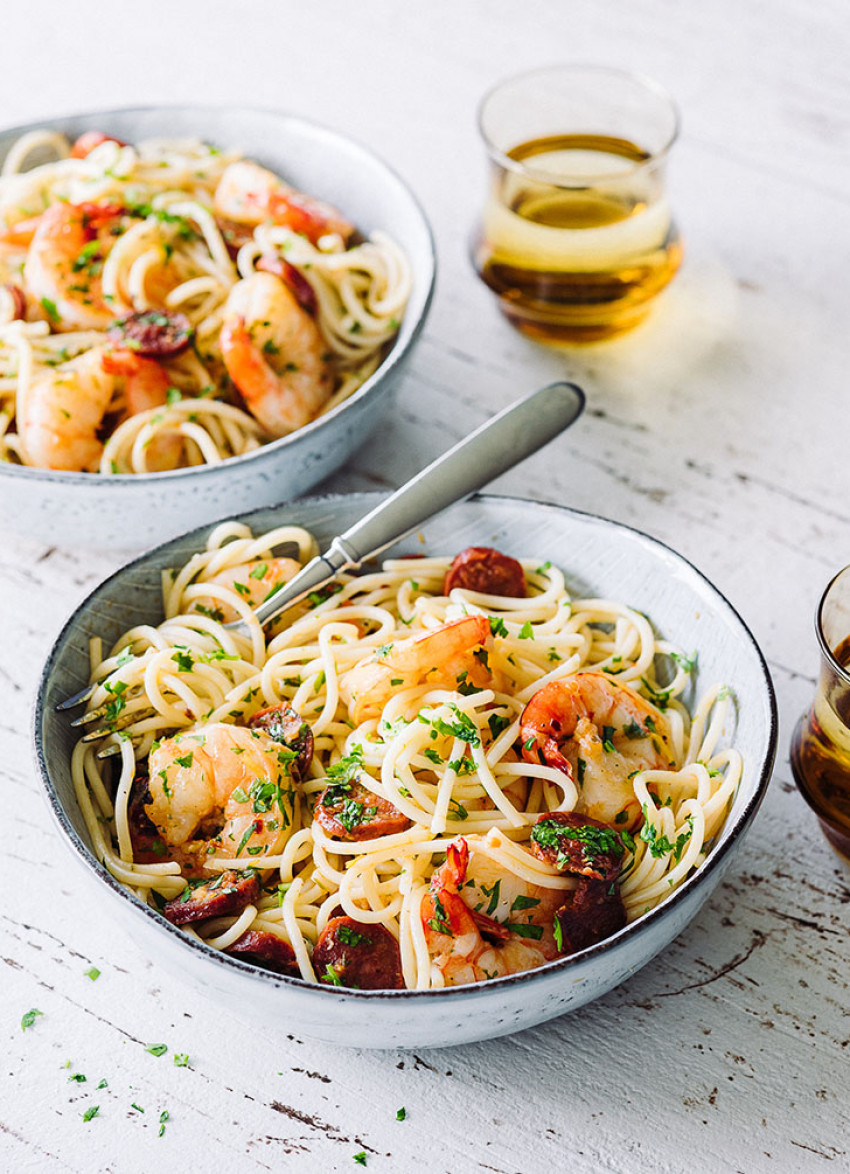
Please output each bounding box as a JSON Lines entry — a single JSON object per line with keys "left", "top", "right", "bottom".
{"left": 487, "top": 713, "right": 511, "bottom": 740}
{"left": 145, "top": 1043, "right": 168, "bottom": 1057}
{"left": 82, "top": 1105, "right": 100, "bottom": 1123}
{"left": 172, "top": 648, "right": 194, "bottom": 672}
{"left": 249, "top": 563, "right": 268, "bottom": 580}
{"left": 510, "top": 894, "right": 540, "bottom": 912}
{"left": 337, "top": 925, "right": 369, "bottom": 947}
{"left": 480, "top": 879, "right": 501, "bottom": 916}
{"left": 40, "top": 296, "right": 59, "bottom": 323}
{"left": 431, "top": 705, "right": 480, "bottom": 747}
{"left": 601, "top": 725, "right": 616, "bottom": 753}
{"left": 174, "top": 1053, "right": 189, "bottom": 1067}
{"left": 489, "top": 616, "right": 508, "bottom": 638}
{"left": 518, "top": 621, "right": 534, "bottom": 639}
{"left": 396, "top": 1107, "right": 406, "bottom": 1121}
{"left": 353, "top": 1154, "right": 367, "bottom": 1167}
{"left": 21, "top": 1008, "right": 42, "bottom": 1031}
{"left": 84, "top": 966, "right": 100, "bottom": 981}
{"left": 324, "top": 963, "right": 344, "bottom": 986}
{"left": 507, "top": 922, "right": 544, "bottom": 940}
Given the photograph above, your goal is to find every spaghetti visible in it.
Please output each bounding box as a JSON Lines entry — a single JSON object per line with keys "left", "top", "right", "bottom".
{"left": 0, "top": 132, "right": 411, "bottom": 473}
{"left": 71, "top": 522, "right": 742, "bottom": 990}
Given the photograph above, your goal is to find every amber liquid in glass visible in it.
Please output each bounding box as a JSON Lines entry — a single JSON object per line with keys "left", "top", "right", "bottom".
{"left": 790, "top": 635, "right": 850, "bottom": 861}
{"left": 473, "top": 134, "right": 682, "bottom": 343}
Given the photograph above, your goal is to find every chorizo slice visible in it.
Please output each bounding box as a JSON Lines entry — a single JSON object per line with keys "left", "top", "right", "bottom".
{"left": 107, "top": 310, "right": 192, "bottom": 357}
{"left": 256, "top": 254, "right": 318, "bottom": 315}
{"left": 554, "top": 877, "right": 626, "bottom": 956}
{"left": 444, "top": 546, "right": 527, "bottom": 598}
{"left": 127, "top": 771, "right": 166, "bottom": 865}
{"left": 248, "top": 703, "right": 313, "bottom": 779}
{"left": 314, "top": 778, "right": 410, "bottom": 841}
{"left": 70, "top": 131, "right": 127, "bottom": 159}
{"left": 530, "top": 812, "right": 626, "bottom": 881}
{"left": 163, "top": 868, "right": 260, "bottom": 926}
{"left": 216, "top": 216, "right": 254, "bottom": 258}
{"left": 227, "top": 929, "right": 300, "bottom": 977}
{"left": 313, "top": 916, "right": 404, "bottom": 989}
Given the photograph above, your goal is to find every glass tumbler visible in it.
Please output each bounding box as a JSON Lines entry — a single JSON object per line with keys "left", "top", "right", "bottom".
{"left": 471, "top": 65, "right": 682, "bottom": 343}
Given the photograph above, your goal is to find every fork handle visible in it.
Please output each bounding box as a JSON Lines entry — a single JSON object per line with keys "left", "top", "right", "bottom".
{"left": 246, "top": 381, "right": 585, "bottom": 628}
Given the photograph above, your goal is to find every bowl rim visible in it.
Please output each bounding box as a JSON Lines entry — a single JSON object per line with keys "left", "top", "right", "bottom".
{"left": 34, "top": 491, "right": 778, "bottom": 1000}
{"left": 0, "top": 102, "right": 436, "bottom": 485}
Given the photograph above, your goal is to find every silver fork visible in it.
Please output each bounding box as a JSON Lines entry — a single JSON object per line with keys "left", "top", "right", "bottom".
{"left": 59, "top": 380, "right": 585, "bottom": 728}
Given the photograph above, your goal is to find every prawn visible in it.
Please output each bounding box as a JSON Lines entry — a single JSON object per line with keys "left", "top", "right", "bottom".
{"left": 339, "top": 614, "right": 498, "bottom": 723}
{"left": 519, "top": 671, "right": 675, "bottom": 830}
{"left": 17, "top": 346, "right": 177, "bottom": 472}
{"left": 213, "top": 159, "right": 353, "bottom": 246}
{"left": 189, "top": 556, "right": 302, "bottom": 624}
{"left": 23, "top": 201, "right": 124, "bottom": 331}
{"left": 146, "top": 719, "right": 299, "bottom": 873}
{"left": 219, "top": 271, "right": 332, "bottom": 438}
{"left": 17, "top": 346, "right": 114, "bottom": 471}
{"left": 421, "top": 838, "right": 562, "bottom": 986}
{"left": 101, "top": 347, "right": 183, "bottom": 471}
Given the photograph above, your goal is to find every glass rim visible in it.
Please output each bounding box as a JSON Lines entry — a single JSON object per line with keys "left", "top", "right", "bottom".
{"left": 815, "top": 563, "right": 850, "bottom": 684}
{"left": 477, "top": 63, "right": 681, "bottom": 186}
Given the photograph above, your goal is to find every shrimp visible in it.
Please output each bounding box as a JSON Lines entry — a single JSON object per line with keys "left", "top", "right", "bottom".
{"left": 17, "top": 345, "right": 180, "bottom": 472}
{"left": 102, "top": 347, "right": 183, "bottom": 471}
{"left": 189, "top": 556, "right": 302, "bottom": 623}
{"left": 23, "top": 201, "right": 124, "bottom": 331}
{"left": 421, "top": 839, "right": 562, "bottom": 986}
{"left": 519, "top": 672, "right": 675, "bottom": 830}
{"left": 339, "top": 615, "right": 498, "bottom": 723}
{"left": 146, "top": 721, "right": 299, "bottom": 873}
{"left": 219, "top": 272, "right": 332, "bottom": 437}
{"left": 213, "top": 159, "right": 353, "bottom": 246}
{"left": 17, "top": 346, "right": 114, "bottom": 471}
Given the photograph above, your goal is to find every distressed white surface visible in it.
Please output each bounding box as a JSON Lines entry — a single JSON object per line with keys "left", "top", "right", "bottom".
{"left": 2, "top": 2, "right": 849, "bottom": 1172}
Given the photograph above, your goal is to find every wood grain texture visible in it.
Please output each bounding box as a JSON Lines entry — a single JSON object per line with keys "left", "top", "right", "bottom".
{"left": 2, "top": 1, "right": 849, "bottom": 1170}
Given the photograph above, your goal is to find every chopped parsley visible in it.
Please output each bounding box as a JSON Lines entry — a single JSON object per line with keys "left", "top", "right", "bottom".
{"left": 172, "top": 648, "right": 194, "bottom": 673}
{"left": 82, "top": 1106, "right": 100, "bottom": 1123}
{"left": 518, "top": 621, "right": 534, "bottom": 640}
{"left": 507, "top": 922, "right": 544, "bottom": 940}
{"left": 249, "top": 563, "right": 268, "bottom": 580}
{"left": 21, "top": 1008, "right": 42, "bottom": 1031}
{"left": 40, "top": 296, "right": 59, "bottom": 323}
{"left": 531, "top": 819, "right": 625, "bottom": 868}
{"left": 487, "top": 712, "right": 511, "bottom": 740}
{"left": 423, "top": 747, "right": 442, "bottom": 766}
{"left": 324, "top": 963, "right": 344, "bottom": 986}
{"left": 174, "top": 752, "right": 194, "bottom": 769}
{"left": 671, "top": 650, "right": 698, "bottom": 674}
{"left": 337, "top": 925, "right": 369, "bottom": 947}
{"left": 489, "top": 616, "right": 508, "bottom": 638}
{"left": 69, "top": 1073, "right": 86, "bottom": 1083}
{"left": 84, "top": 966, "right": 100, "bottom": 981}
{"left": 553, "top": 918, "right": 564, "bottom": 952}
{"left": 480, "top": 878, "right": 501, "bottom": 916}
{"left": 145, "top": 1043, "right": 168, "bottom": 1057}
{"left": 326, "top": 747, "right": 364, "bottom": 787}
{"left": 640, "top": 677, "right": 671, "bottom": 709}
{"left": 353, "top": 1154, "right": 367, "bottom": 1167}
{"left": 447, "top": 798, "right": 469, "bottom": 820}
{"left": 431, "top": 705, "right": 480, "bottom": 747}
{"left": 396, "top": 1107, "right": 406, "bottom": 1121}
{"left": 623, "top": 719, "right": 646, "bottom": 739}
{"left": 601, "top": 725, "right": 616, "bottom": 753}
{"left": 159, "top": 1109, "right": 169, "bottom": 1137}
{"left": 510, "top": 894, "right": 540, "bottom": 912}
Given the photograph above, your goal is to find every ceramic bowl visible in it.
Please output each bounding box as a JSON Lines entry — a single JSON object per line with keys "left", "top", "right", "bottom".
{"left": 0, "top": 107, "right": 435, "bottom": 549}
{"left": 35, "top": 494, "right": 777, "bottom": 1049}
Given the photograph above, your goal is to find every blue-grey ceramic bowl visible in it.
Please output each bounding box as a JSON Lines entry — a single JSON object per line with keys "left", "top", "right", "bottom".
{"left": 35, "top": 494, "right": 777, "bottom": 1049}
{"left": 0, "top": 107, "right": 435, "bottom": 549}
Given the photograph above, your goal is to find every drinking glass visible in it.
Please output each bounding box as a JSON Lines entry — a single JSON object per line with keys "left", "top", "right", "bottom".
{"left": 471, "top": 65, "right": 682, "bottom": 343}
{"left": 790, "top": 565, "right": 850, "bottom": 861}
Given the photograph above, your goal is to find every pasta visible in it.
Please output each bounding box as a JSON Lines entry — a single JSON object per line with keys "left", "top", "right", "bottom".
{"left": 0, "top": 131, "right": 411, "bottom": 473}
{"left": 71, "top": 523, "right": 742, "bottom": 991}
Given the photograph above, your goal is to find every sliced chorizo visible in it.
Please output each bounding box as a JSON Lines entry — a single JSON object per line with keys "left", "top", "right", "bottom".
{"left": 70, "top": 131, "right": 127, "bottom": 159}
{"left": 313, "top": 916, "right": 404, "bottom": 989}
{"left": 256, "top": 254, "right": 318, "bottom": 315}
{"left": 530, "top": 812, "right": 626, "bottom": 881}
{"left": 163, "top": 868, "right": 260, "bottom": 926}
{"left": 107, "top": 310, "right": 193, "bottom": 357}
{"left": 314, "top": 778, "right": 410, "bottom": 841}
{"left": 444, "top": 547, "right": 527, "bottom": 598}
{"left": 216, "top": 216, "right": 254, "bottom": 258}
{"left": 248, "top": 702, "right": 313, "bottom": 779}
{"left": 127, "top": 771, "right": 165, "bottom": 865}
{"left": 227, "top": 929, "right": 300, "bottom": 977}
{"left": 554, "top": 877, "right": 626, "bottom": 956}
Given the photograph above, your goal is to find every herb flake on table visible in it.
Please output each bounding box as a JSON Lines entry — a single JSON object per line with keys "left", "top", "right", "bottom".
{"left": 145, "top": 1043, "right": 168, "bottom": 1057}
{"left": 21, "top": 1008, "right": 42, "bottom": 1031}
{"left": 396, "top": 1106, "right": 406, "bottom": 1121}
{"left": 82, "top": 1105, "right": 100, "bottom": 1122}
{"left": 84, "top": 966, "right": 100, "bottom": 981}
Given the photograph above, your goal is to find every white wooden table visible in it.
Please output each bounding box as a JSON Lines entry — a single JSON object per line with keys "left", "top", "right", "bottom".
{"left": 3, "top": 2, "right": 849, "bottom": 1171}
